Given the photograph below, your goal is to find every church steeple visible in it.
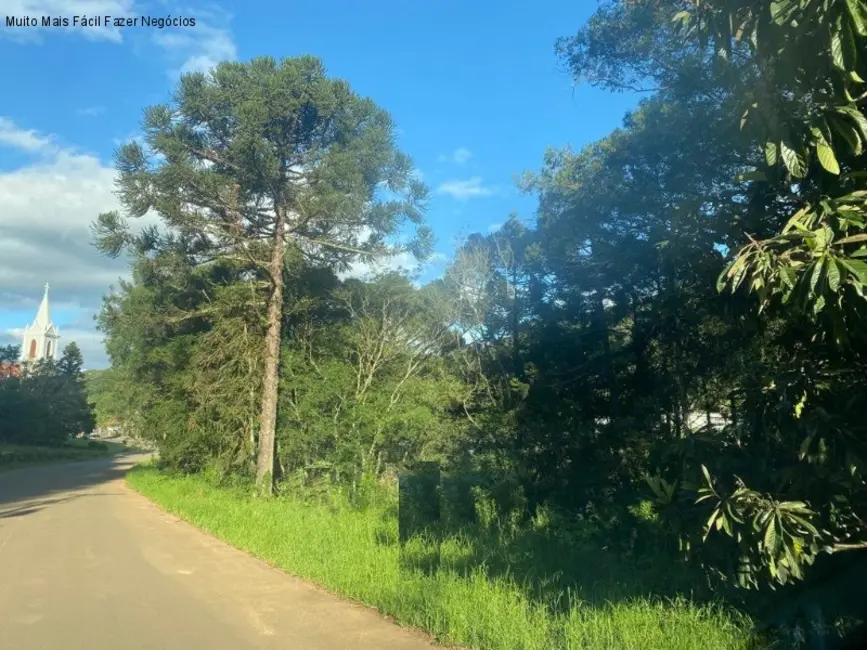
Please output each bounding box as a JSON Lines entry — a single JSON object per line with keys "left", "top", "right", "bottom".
{"left": 20, "top": 283, "right": 61, "bottom": 362}
{"left": 34, "top": 283, "right": 52, "bottom": 328}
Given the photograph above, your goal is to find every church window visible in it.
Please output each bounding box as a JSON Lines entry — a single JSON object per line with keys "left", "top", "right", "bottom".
{"left": 29, "top": 339, "right": 37, "bottom": 359}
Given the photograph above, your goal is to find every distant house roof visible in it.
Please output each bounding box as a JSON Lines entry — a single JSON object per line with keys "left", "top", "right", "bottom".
{"left": 0, "top": 362, "right": 21, "bottom": 379}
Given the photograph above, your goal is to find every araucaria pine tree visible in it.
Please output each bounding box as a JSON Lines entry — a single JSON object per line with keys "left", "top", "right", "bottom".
{"left": 93, "top": 56, "right": 431, "bottom": 493}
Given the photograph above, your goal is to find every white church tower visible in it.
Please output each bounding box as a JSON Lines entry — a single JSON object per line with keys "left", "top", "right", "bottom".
{"left": 20, "top": 284, "right": 60, "bottom": 362}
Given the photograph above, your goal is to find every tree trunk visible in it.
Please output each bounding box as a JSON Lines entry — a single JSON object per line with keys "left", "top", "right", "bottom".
{"left": 511, "top": 270, "right": 522, "bottom": 380}
{"left": 595, "top": 290, "right": 618, "bottom": 414}
{"left": 255, "top": 206, "right": 287, "bottom": 494}
{"left": 730, "top": 394, "right": 738, "bottom": 427}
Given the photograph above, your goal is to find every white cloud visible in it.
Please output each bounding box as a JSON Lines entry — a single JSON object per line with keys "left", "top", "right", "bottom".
{"left": 0, "top": 117, "right": 134, "bottom": 368}
{"left": 340, "top": 251, "right": 421, "bottom": 281}
{"left": 437, "top": 147, "right": 472, "bottom": 165}
{"left": 112, "top": 130, "right": 146, "bottom": 148}
{"left": 151, "top": 8, "right": 237, "bottom": 75}
{"left": 452, "top": 147, "right": 472, "bottom": 164}
{"left": 76, "top": 105, "right": 106, "bottom": 117}
{"left": 340, "top": 251, "right": 448, "bottom": 284}
{"left": 0, "top": 117, "right": 57, "bottom": 153}
{"left": 436, "top": 177, "right": 495, "bottom": 200}
{"left": 488, "top": 223, "right": 503, "bottom": 233}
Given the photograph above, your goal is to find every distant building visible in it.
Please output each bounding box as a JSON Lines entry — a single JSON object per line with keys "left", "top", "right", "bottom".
{"left": 0, "top": 362, "right": 21, "bottom": 379}
{"left": 20, "top": 284, "right": 60, "bottom": 362}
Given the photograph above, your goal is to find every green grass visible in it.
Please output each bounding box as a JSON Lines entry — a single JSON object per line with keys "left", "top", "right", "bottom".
{"left": 127, "top": 465, "right": 763, "bottom": 650}
{"left": 0, "top": 439, "right": 125, "bottom": 471}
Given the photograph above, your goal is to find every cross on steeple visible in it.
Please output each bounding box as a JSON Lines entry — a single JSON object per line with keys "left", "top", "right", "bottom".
{"left": 35, "top": 284, "right": 52, "bottom": 328}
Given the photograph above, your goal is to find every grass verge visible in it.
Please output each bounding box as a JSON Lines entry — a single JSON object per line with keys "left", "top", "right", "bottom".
{"left": 0, "top": 439, "right": 125, "bottom": 471}
{"left": 127, "top": 465, "right": 762, "bottom": 650}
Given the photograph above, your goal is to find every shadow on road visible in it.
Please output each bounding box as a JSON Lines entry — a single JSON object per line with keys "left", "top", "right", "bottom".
{"left": 0, "top": 451, "right": 153, "bottom": 518}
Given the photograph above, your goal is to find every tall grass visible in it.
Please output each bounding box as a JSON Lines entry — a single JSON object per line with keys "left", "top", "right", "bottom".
{"left": 127, "top": 465, "right": 761, "bottom": 650}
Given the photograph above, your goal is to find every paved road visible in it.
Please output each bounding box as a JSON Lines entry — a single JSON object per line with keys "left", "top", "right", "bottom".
{"left": 0, "top": 454, "right": 439, "bottom": 650}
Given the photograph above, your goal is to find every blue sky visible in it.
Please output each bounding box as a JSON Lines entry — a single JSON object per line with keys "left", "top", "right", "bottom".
{"left": 0, "top": 0, "right": 639, "bottom": 367}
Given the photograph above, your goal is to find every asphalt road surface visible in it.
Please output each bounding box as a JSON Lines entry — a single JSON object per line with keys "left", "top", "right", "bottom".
{"left": 0, "top": 454, "right": 439, "bottom": 650}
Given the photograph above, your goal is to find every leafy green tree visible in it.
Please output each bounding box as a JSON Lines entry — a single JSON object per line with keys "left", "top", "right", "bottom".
{"left": 97, "top": 256, "right": 226, "bottom": 470}
{"left": 0, "top": 377, "right": 44, "bottom": 445}
{"left": 672, "top": 0, "right": 867, "bottom": 331}
{"left": 57, "top": 343, "right": 96, "bottom": 436}
{"left": 0, "top": 344, "right": 19, "bottom": 363}
{"left": 0, "top": 346, "right": 95, "bottom": 446}
{"left": 93, "top": 56, "right": 431, "bottom": 493}
{"left": 57, "top": 341, "right": 84, "bottom": 375}
{"left": 553, "top": 0, "right": 867, "bottom": 591}
{"left": 84, "top": 369, "right": 127, "bottom": 427}
{"left": 277, "top": 272, "right": 465, "bottom": 484}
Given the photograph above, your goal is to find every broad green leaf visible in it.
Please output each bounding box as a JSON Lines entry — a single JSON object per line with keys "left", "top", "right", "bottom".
{"left": 841, "top": 258, "right": 867, "bottom": 283}
{"left": 716, "top": 266, "right": 728, "bottom": 292}
{"left": 846, "top": 0, "right": 867, "bottom": 35}
{"left": 781, "top": 140, "right": 807, "bottom": 178}
{"left": 771, "top": 0, "right": 796, "bottom": 24}
{"left": 733, "top": 15, "right": 750, "bottom": 42}
{"left": 843, "top": 17, "right": 859, "bottom": 67}
{"left": 704, "top": 509, "right": 720, "bottom": 541}
{"left": 782, "top": 205, "right": 814, "bottom": 234}
{"left": 810, "top": 258, "right": 825, "bottom": 292}
{"left": 830, "top": 113, "right": 863, "bottom": 155}
{"left": 780, "top": 265, "right": 796, "bottom": 287}
{"left": 836, "top": 207, "right": 866, "bottom": 226}
{"left": 817, "top": 140, "right": 841, "bottom": 174}
{"left": 764, "top": 520, "right": 778, "bottom": 553}
{"left": 723, "top": 252, "right": 751, "bottom": 293}
{"left": 835, "top": 233, "right": 867, "bottom": 245}
{"left": 765, "top": 140, "right": 778, "bottom": 166}
{"left": 814, "top": 226, "right": 832, "bottom": 251}
{"left": 835, "top": 190, "right": 867, "bottom": 201}
{"left": 779, "top": 501, "right": 811, "bottom": 513}
{"left": 831, "top": 29, "right": 846, "bottom": 70}
{"left": 836, "top": 106, "right": 867, "bottom": 142}
{"left": 722, "top": 514, "right": 734, "bottom": 536}
{"left": 814, "top": 294, "right": 827, "bottom": 313}
{"left": 751, "top": 276, "right": 764, "bottom": 292}
{"left": 828, "top": 259, "right": 842, "bottom": 291}
{"left": 788, "top": 515, "right": 820, "bottom": 537}
{"left": 731, "top": 260, "right": 749, "bottom": 292}
{"left": 799, "top": 434, "right": 814, "bottom": 459}
{"left": 852, "top": 247, "right": 867, "bottom": 257}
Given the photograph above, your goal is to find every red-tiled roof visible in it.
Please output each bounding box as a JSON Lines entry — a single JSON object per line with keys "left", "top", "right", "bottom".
{"left": 0, "top": 362, "right": 22, "bottom": 378}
